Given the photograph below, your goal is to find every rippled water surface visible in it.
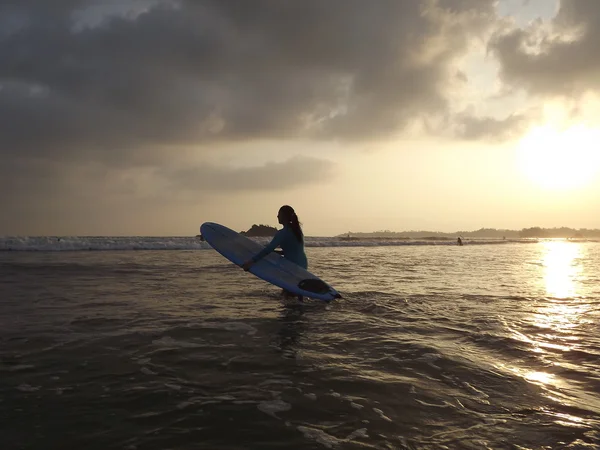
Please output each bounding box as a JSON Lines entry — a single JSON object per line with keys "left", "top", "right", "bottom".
{"left": 1, "top": 242, "right": 599, "bottom": 449}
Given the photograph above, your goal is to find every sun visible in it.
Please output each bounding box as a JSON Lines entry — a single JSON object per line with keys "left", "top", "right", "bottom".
{"left": 517, "top": 125, "right": 600, "bottom": 190}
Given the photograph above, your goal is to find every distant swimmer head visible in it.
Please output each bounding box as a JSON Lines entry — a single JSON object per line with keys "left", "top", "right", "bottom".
{"left": 278, "top": 205, "right": 303, "bottom": 242}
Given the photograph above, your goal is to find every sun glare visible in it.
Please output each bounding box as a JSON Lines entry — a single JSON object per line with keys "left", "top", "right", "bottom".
{"left": 542, "top": 241, "right": 581, "bottom": 299}
{"left": 517, "top": 125, "right": 600, "bottom": 190}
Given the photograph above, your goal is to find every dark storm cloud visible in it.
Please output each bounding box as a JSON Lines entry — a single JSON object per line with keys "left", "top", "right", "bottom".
{"left": 490, "top": 0, "right": 600, "bottom": 95}
{"left": 1, "top": 0, "right": 509, "bottom": 233}
{"left": 0, "top": 0, "right": 498, "bottom": 163}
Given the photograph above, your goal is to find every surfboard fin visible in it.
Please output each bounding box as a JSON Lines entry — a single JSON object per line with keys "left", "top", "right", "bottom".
{"left": 298, "top": 278, "right": 331, "bottom": 294}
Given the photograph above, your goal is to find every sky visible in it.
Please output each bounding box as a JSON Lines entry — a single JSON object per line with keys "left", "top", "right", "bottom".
{"left": 2, "top": 0, "right": 600, "bottom": 236}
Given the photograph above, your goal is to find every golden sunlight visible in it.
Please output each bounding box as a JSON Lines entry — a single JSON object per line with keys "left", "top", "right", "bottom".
{"left": 542, "top": 241, "right": 581, "bottom": 299}
{"left": 503, "top": 365, "right": 561, "bottom": 388}
{"left": 524, "top": 242, "right": 592, "bottom": 352}
{"left": 517, "top": 125, "right": 600, "bottom": 190}
{"left": 524, "top": 371, "right": 555, "bottom": 385}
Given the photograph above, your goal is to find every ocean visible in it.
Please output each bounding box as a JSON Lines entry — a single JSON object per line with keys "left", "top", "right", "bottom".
{"left": 1, "top": 238, "right": 599, "bottom": 449}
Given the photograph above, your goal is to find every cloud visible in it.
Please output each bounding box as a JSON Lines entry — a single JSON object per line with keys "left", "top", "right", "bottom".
{"left": 0, "top": 0, "right": 498, "bottom": 162}
{"left": 0, "top": 0, "right": 507, "bottom": 233}
{"left": 0, "top": 155, "right": 334, "bottom": 206}
{"left": 160, "top": 156, "right": 336, "bottom": 192}
{"left": 490, "top": 0, "right": 600, "bottom": 95}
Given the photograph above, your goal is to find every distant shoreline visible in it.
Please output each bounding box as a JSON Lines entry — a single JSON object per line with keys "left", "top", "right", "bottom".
{"left": 337, "top": 236, "right": 548, "bottom": 241}
{"left": 239, "top": 225, "right": 600, "bottom": 240}
{"left": 335, "top": 227, "right": 600, "bottom": 240}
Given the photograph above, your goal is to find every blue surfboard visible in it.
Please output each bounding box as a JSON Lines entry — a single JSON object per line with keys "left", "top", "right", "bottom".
{"left": 200, "top": 222, "right": 341, "bottom": 301}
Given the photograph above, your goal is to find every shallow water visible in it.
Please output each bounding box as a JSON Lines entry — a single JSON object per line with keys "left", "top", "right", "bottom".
{"left": 1, "top": 242, "right": 599, "bottom": 449}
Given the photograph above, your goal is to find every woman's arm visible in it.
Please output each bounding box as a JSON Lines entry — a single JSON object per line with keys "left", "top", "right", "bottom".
{"left": 252, "top": 229, "right": 285, "bottom": 262}
{"left": 242, "top": 229, "right": 284, "bottom": 270}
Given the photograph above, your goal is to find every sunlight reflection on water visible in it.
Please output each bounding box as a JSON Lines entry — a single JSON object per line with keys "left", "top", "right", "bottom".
{"left": 500, "top": 241, "right": 596, "bottom": 418}
{"left": 531, "top": 241, "right": 593, "bottom": 342}
{"left": 524, "top": 370, "right": 556, "bottom": 385}
{"left": 500, "top": 365, "right": 561, "bottom": 389}
{"left": 541, "top": 241, "right": 582, "bottom": 299}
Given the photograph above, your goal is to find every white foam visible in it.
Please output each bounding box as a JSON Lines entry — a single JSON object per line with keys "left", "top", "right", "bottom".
{"left": 199, "top": 400, "right": 222, "bottom": 406}
{"left": 418, "top": 353, "right": 441, "bottom": 362}
{"left": 133, "top": 411, "right": 162, "bottom": 418}
{"left": 177, "top": 394, "right": 238, "bottom": 409}
{"left": 0, "top": 235, "right": 537, "bottom": 252}
{"left": 304, "top": 393, "right": 317, "bottom": 401}
{"left": 414, "top": 399, "right": 452, "bottom": 408}
{"left": 17, "top": 384, "right": 40, "bottom": 392}
{"left": 257, "top": 399, "right": 291, "bottom": 418}
{"left": 0, "top": 236, "right": 209, "bottom": 252}
{"left": 203, "top": 322, "right": 257, "bottom": 335}
{"left": 350, "top": 402, "right": 364, "bottom": 409}
{"left": 345, "top": 428, "right": 369, "bottom": 440}
{"left": 419, "top": 352, "right": 442, "bottom": 369}
{"left": 462, "top": 381, "right": 489, "bottom": 398}
{"left": 4, "top": 364, "right": 35, "bottom": 372}
{"left": 373, "top": 407, "right": 393, "bottom": 422}
{"left": 259, "top": 379, "right": 294, "bottom": 387}
{"left": 151, "top": 336, "right": 203, "bottom": 348}
{"left": 297, "top": 426, "right": 341, "bottom": 448}
{"left": 176, "top": 401, "right": 195, "bottom": 409}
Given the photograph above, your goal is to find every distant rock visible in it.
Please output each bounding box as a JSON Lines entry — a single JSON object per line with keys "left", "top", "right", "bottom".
{"left": 241, "top": 224, "right": 277, "bottom": 237}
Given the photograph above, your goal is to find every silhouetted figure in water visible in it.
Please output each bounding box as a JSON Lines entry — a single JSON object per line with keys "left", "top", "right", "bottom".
{"left": 242, "top": 205, "right": 306, "bottom": 270}
{"left": 457, "top": 237, "right": 463, "bottom": 246}
{"left": 242, "top": 205, "right": 307, "bottom": 302}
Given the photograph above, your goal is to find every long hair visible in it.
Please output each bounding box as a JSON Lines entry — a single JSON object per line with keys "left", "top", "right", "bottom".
{"left": 279, "top": 205, "right": 303, "bottom": 243}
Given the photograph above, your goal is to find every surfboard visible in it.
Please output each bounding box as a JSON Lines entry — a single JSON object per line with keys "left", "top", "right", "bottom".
{"left": 200, "top": 222, "right": 341, "bottom": 302}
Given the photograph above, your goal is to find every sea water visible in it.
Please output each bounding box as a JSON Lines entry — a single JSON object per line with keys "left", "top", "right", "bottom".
{"left": 1, "top": 240, "right": 599, "bottom": 449}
